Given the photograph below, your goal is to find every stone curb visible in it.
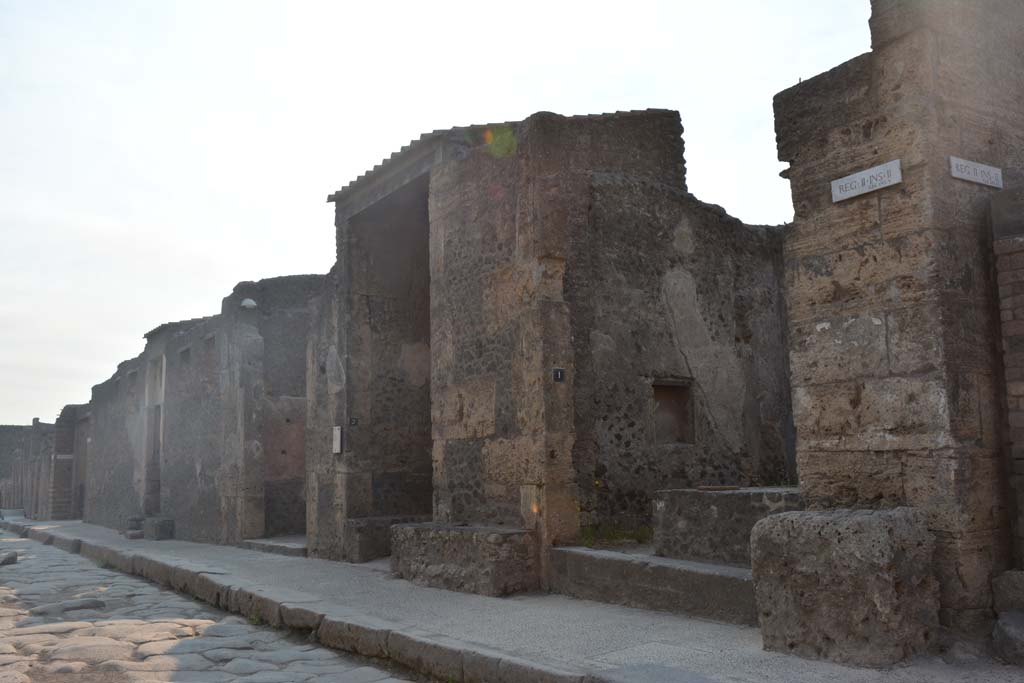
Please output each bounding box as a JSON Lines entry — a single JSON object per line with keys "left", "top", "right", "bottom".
{"left": 0, "top": 520, "right": 593, "bottom": 683}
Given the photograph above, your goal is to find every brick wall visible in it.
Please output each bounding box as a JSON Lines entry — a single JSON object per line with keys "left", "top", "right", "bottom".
{"left": 993, "top": 187, "right": 1024, "bottom": 565}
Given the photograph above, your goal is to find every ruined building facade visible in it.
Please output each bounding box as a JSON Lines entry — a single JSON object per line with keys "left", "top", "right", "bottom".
{"left": 305, "top": 110, "right": 794, "bottom": 592}
{"left": 2, "top": 0, "right": 1024, "bottom": 667}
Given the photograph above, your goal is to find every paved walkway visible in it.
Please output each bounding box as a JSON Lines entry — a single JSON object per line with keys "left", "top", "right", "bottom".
{"left": 1, "top": 516, "right": 1019, "bottom": 683}
{"left": 0, "top": 530, "right": 410, "bottom": 682}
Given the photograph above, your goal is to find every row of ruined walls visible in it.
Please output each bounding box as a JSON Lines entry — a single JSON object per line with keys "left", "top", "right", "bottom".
{"left": 0, "top": 0, "right": 1018, "bottom": 653}
{"left": 0, "top": 421, "right": 56, "bottom": 518}
{"left": 2, "top": 275, "right": 323, "bottom": 543}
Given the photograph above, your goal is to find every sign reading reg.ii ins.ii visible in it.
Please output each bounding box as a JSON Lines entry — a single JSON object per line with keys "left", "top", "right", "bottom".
{"left": 950, "top": 156, "right": 1004, "bottom": 189}
{"left": 831, "top": 159, "right": 903, "bottom": 203}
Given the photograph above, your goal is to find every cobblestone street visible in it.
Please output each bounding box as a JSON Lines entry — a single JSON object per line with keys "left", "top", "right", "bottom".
{"left": 0, "top": 533, "right": 412, "bottom": 683}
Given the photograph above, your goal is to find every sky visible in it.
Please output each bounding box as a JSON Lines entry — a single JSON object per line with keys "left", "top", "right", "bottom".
{"left": 0, "top": 1, "right": 871, "bottom": 425}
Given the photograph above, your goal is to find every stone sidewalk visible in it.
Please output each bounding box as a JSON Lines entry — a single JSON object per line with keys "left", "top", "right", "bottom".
{"left": 1, "top": 516, "right": 1018, "bottom": 683}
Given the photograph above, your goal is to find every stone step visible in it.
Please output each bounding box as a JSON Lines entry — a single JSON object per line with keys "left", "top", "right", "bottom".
{"left": 994, "top": 610, "right": 1024, "bottom": 664}
{"left": 240, "top": 535, "right": 308, "bottom": 557}
{"left": 549, "top": 546, "right": 757, "bottom": 626}
{"left": 653, "top": 486, "right": 802, "bottom": 567}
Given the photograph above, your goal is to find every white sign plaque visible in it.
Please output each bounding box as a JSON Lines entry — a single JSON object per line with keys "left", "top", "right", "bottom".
{"left": 332, "top": 426, "right": 342, "bottom": 454}
{"left": 831, "top": 160, "right": 903, "bottom": 203}
{"left": 950, "top": 156, "right": 1003, "bottom": 189}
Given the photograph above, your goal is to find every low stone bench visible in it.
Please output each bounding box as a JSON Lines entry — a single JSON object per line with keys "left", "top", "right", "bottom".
{"left": 549, "top": 546, "right": 757, "bottom": 625}
{"left": 390, "top": 522, "right": 539, "bottom": 596}
{"left": 653, "top": 487, "right": 802, "bottom": 567}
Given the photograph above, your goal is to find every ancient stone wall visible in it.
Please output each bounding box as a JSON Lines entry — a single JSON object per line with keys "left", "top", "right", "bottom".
{"left": 305, "top": 267, "right": 344, "bottom": 557}
{"left": 83, "top": 275, "right": 321, "bottom": 543}
{"left": 0, "top": 419, "right": 57, "bottom": 520}
{"left": 0, "top": 425, "right": 32, "bottom": 509}
{"left": 70, "top": 409, "right": 90, "bottom": 519}
{"left": 50, "top": 404, "right": 85, "bottom": 519}
{"left": 235, "top": 276, "right": 323, "bottom": 538}
{"left": 427, "top": 132, "right": 528, "bottom": 529}
{"left": 158, "top": 315, "right": 236, "bottom": 542}
{"left": 992, "top": 186, "right": 1024, "bottom": 566}
{"left": 774, "top": 0, "right": 1024, "bottom": 637}
{"left": 307, "top": 175, "right": 433, "bottom": 561}
{"left": 424, "top": 110, "right": 793, "bottom": 549}
{"left": 570, "top": 178, "right": 793, "bottom": 532}
{"left": 85, "top": 329, "right": 181, "bottom": 531}
{"left": 346, "top": 179, "right": 432, "bottom": 520}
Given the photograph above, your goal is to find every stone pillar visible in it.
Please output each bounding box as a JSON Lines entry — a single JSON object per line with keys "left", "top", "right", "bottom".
{"left": 993, "top": 187, "right": 1024, "bottom": 565}
{"left": 774, "top": 0, "right": 1024, "bottom": 638}
{"left": 305, "top": 269, "right": 346, "bottom": 559}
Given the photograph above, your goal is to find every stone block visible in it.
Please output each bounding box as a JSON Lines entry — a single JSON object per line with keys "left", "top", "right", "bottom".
{"left": 652, "top": 487, "right": 803, "bottom": 567}
{"left": 791, "top": 376, "right": 951, "bottom": 452}
{"left": 797, "top": 450, "right": 905, "bottom": 508}
{"left": 387, "top": 630, "right": 464, "bottom": 682}
{"left": 280, "top": 602, "right": 324, "bottom": 631}
{"left": 993, "top": 611, "right": 1024, "bottom": 665}
{"left": 27, "top": 529, "right": 53, "bottom": 545}
{"left": 142, "top": 517, "right": 174, "bottom": 541}
{"left": 193, "top": 572, "right": 231, "bottom": 608}
{"left": 788, "top": 314, "right": 888, "bottom": 387}
{"left": 390, "top": 523, "right": 539, "bottom": 596}
{"left": 342, "top": 515, "right": 429, "bottom": 562}
{"left": 751, "top": 508, "right": 939, "bottom": 666}
{"left": 51, "top": 535, "right": 81, "bottom": 554}
{"left": 994, "top": 570, "right": 1024, "bottom": 612}
{"left": 317, "top": 612, "right": 393, "bottom": 658}
{"left": 133, "top": 555, "right": 174, "bottom": 587}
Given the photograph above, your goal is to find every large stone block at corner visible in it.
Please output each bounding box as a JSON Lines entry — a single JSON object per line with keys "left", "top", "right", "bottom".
{"left": 653, "top": 487, "right": 802, "bottom": 567}
{"left": 390, "top": 523, "right": 539, "bottom": 596}
{"left": 751, "top": 508, "right": 939, "bottom": 667}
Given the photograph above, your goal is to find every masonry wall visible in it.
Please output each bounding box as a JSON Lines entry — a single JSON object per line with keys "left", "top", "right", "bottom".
{"left": 84, "top": 275, "right": 322, "bottom": 543}
{"left": 346, "top": 179, "right": 433, "bottom": 519}
{"left": 774, "top": 0, "right": 1024, "bottom": 636}
{"left": 0, "top": 425, "right": 32, "bottom": 509}
{"left": 305, "top": 177, "right": 433, "bottom": 561}
{"left": 158, "top": 315, "right": 236, "bottom": 542}
{"left": 306, "top": 268, "right": 345, "bottom": 557}
{"left": 992, "top": 187, "right": 1024, "bottom": 566}
{"left": 71, "top": 410, "right": 91, "bottom": 519}
{"left": 85, "top": 340, "right": 169, "bottom": 530}
{"left": 427, "top": 133, "right": 527, "bottom": 528}
{"left": 237, "top": 276, "right": 322, "bottom": 538}
{"left": 570, "top": 180, "right": 793, "bottom": 532}
{"left": 2, "top": 419, "right": 57, "bottom": 520}
{"left": 427, "top": 111, "right": 793, "bottom": 546}
{"left": 51, "top": 404, "right": 86, "bottom": 519}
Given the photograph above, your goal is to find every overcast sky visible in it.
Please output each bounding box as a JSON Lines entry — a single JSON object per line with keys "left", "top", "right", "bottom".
{"left": 0, "top": 1, "right": 870, "bottom": 424}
